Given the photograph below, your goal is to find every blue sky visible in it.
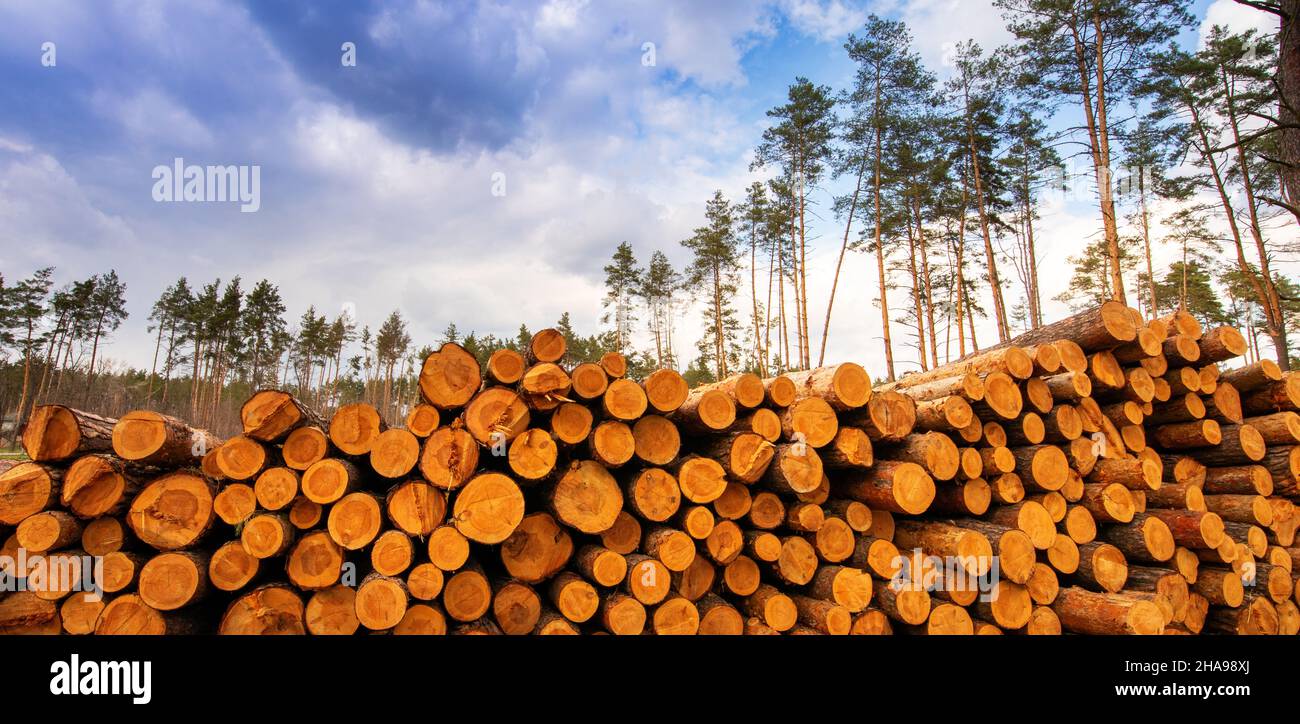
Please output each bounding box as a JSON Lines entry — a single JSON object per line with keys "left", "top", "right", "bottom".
{"left": 0, "top": 0, "right": 1283, "bottom": 373}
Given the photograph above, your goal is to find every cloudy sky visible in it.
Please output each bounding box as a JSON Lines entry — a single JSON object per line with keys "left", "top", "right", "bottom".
{"left": 0, "top": 0, "right": 1287, "bottom": 375}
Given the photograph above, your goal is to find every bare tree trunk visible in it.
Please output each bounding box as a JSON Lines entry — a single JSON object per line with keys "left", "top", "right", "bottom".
{"left": 872, "top": 115, "right": 895, "bottom": 381}
{"left": 713, "top": 264, "right": 726, "bottom": 379}
{"left": 1224, "top": 65, "right": 1290, "bottom": 368}
{"left": 1137, "top": 168, "right": 1157, "bottom": 317}
{"left": 905, "top": 212, "right": 927, "bottom": 370}
{"left": 761, "top": 243, "right": 772, "bottom": 374}
{"left": 778, "top": 238, "right": 790, "bottom": 372}
{"left": 797, "top": 172, "right": 810, "bottom": 370}
{"left": 955, "top": 168, "right": 972, "bottom": 358}
{"left": 750, "top": 221, "right": 763, "bottom": 375}
{"left": 1092, "top": 11, "right": 1126, "bottom": 305}
{"left": 819, "top": 157, "right": 867, "bottom": 367}
{"left": 789, "top": 211, "right": 804, "bottom": 371}
{"left": 914, "top": 197, "right": 939, "bottom": 370}
{"left": 83, "top": 315, "right": 106, "bottom": 406}
{"left": 1067, "top": 9, "right": 1126, "bottom": 305}
{"left": 961, "top": 77, "right": 1009, "bottom": 342}
{"left": 14, "top": 325, "right": 35, "bottom": 442}
{"left": 1189, "top": 93, "right": 1287, "bottom": 369}
{"left": 162, "top": 322, "right": 177, "bottom": 405}
{"left": 146, "top": 320, "right": 163, "bottom": 405}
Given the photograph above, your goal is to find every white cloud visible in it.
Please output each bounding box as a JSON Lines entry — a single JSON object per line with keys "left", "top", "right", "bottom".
{"left": 92, "top": 88, "right": 215, "bottom": 148}
{"left": 1199, "top": 0, "right": 1280, "bottom": 47}
{"left": 780, "top": 0, "right": 868, "bottom": 41}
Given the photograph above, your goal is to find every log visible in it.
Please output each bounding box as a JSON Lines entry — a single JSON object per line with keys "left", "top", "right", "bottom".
{"left": 462, "top": 387, "right": 531, "bottom": 445}
{"left": 1088, "top": 456, "right": 1161, "bottom": 492}
{"left": 550, "top": 402, "right": 593, "bottom": 445}
{"left": 1152, "top": 419, "right": 1221, "bottom": 448}
{"left": 1205, "top": 597, "right": 1279, "bottom": 635}
{"left": 243, "top": 506, "right": 296, "bottom": 558}
{"left": 1075, "top": 541, "right": 1128, "bottom": 593}
{"left": 1242, "top": 412, "right": 1300, "bottom": 445}
{"left": 569, "top": 362, "right": 609, "bottom": 401}
{"left": 21, "top": 405, "right": 116, "bottom": 462}
{"left": 240, "top": 390, "right": 324, "bottom": 442}
{"left": 969, "top": 372, "right": 1023, "bottom": 420}
{"left": 849, "top": 391, "right": 916, "bottom": 443}
{"left": 839, "top": 461, "right": 936, "bottom": 515}
{"left": 1147, "top": 509, "right": 1226, "bottom": 550}
{"left": 219, "top": 585, "right": 305, "bottom": 634}
{"left": 547, "top": 460, "right": 623, "bottom": 534}
{"left": 997, "top": 302, "right": 1137, "bottom": 352}
{"left": 500, "top": 513, "right": 573, "bottom": 583}
{"left": 138, "top": 551, "right": 209, "bottom": 611}
{"left": 1043, "top": 371, "right": 1092, "bottom": 402}
{"left": 420, "top": 342, "right": 483, "bottom": 409}
{"left": 1218, "top": 359, "right": 1282, "bottom": 392}
{"left": 913, "top": 396, "right": 974, "bottom": 433}
{"left": 301, "top": 458, "right": 361, "bottom": 504}
{"left": 669, "top": 387, "right": 736, "bottom": 434}
{"left": 444, "top": 567, "right": 493, "bottom": 622}
{"left": 208, "top": 540, "right": 259, "bottom": 592}
{"left": 453, "top": 472, "right": 525, "bottom": 544}
{"left": 884, "top": 432, "right": 960, "bottom": 481}
{"left": 282, "top": 425, "right": 329, "bottom": 471}
{"left": 1185, "top": 423, "right": 1265, "bottom": 465}
{"left": 113, "top": 410, "right": 220, "bottom": 466}
{"left": 1113, "top": 328, "right": 1164, "bottom": 362}
{"left": 328, "top": 403, "right": 387, "bottom": 456}
{"left": 508, "top": 428, "right": 559, "bottom": 481}
{"left": 1203, "top": 383, "right": 1244, "bottom": 424}
{"left": 602, "top": 378, "right": 648, "bottom": 421}
{"left": 326, "top": 492, "right": 383, "bottom": 550}
{"left": 821, "top": 427, "right": 874, "bottom": 469}
{"left": 1198, "top": 325, "right": 1248, "bottom": 363}
{"left": 988, "top": 500, "right": 1056, "bottom": 550}
{"left": 404, "top": 404, "right": 442, "bottom": 439}
{"left": 126, "top": 471, "right": 215, "bottom": 550}
{"left": 1052, "top": 587, "right": 1163, "bottom": 635}
{"left": 589, "top": 420, "right": 635, "bottom": 467}
{"left": 1241, "top": 374, "right": 1300, "bottom": 415}
{"left": 527, "top": 329, "right": 567, "bottom": 364}
{"left": 61, "top": 454, "right": 140, "bottom": 519}
{"left": 641, "top": 369, "right": 690, "bottom": 414}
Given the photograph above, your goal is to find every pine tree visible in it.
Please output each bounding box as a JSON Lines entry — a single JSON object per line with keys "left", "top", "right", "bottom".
{"left": 601, "top": 242, "right": 640, "bottom": 354}
{"left": 1003, "top": 106, "right": 1062, "bottom": 329}
{"left": 1149, "top": 27, "right": 1291, "bottom": 367}
{"left": 7, "top": 267, "right": 54, "bottom": 436}
{"left": 1116, "top": 119, "right": 1179, "bottom": 317}
{"left": 82, "top": 270, "right": 128, "bottom": 405}
{"left": 639, "top": 251, "right": 681, "bottom": 369}
{"left": 1155, "top": 262, "right": 1225, "bottom": 326}
{"left": 998, "top": 0, "right": 1193, "bottom": 306}
{"left": 754, "top": 78, "right": 836, "bottom": 370}
{"left": 844, "top": 16, "right": 932, "bottom": 380}
{"left": 947, "top": 40, "right": 1012, "bottom": 342}
{"left": 737, "top": 183, "right": 769, "bottom": 374}
{"left": 681, "top": 191, "right": 741, "bottom": 379}
{"left": 240, "top": 280, "right": 287, "bottom": 391}
{"left": 376, "top": 310, "right": 411, "bottom": 418}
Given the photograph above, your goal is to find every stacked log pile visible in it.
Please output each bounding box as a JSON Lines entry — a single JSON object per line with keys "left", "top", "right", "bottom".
{"left": 1, "top": 303, "right": 1297, "bottom": 635}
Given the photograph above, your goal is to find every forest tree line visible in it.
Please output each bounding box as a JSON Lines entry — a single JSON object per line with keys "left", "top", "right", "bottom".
{"left": 641, "top": 1, "right": 1299, "bottom": 388}
{"left": 0, "top": 265, "right": 652, "bottom": 441}
{"left": 2, "top": 0, "right": 1299, "bottom": 441}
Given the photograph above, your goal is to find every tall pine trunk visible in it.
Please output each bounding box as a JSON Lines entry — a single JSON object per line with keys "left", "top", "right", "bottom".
{"left": 819, "top": 157, "right": 867, "bottom": 367}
